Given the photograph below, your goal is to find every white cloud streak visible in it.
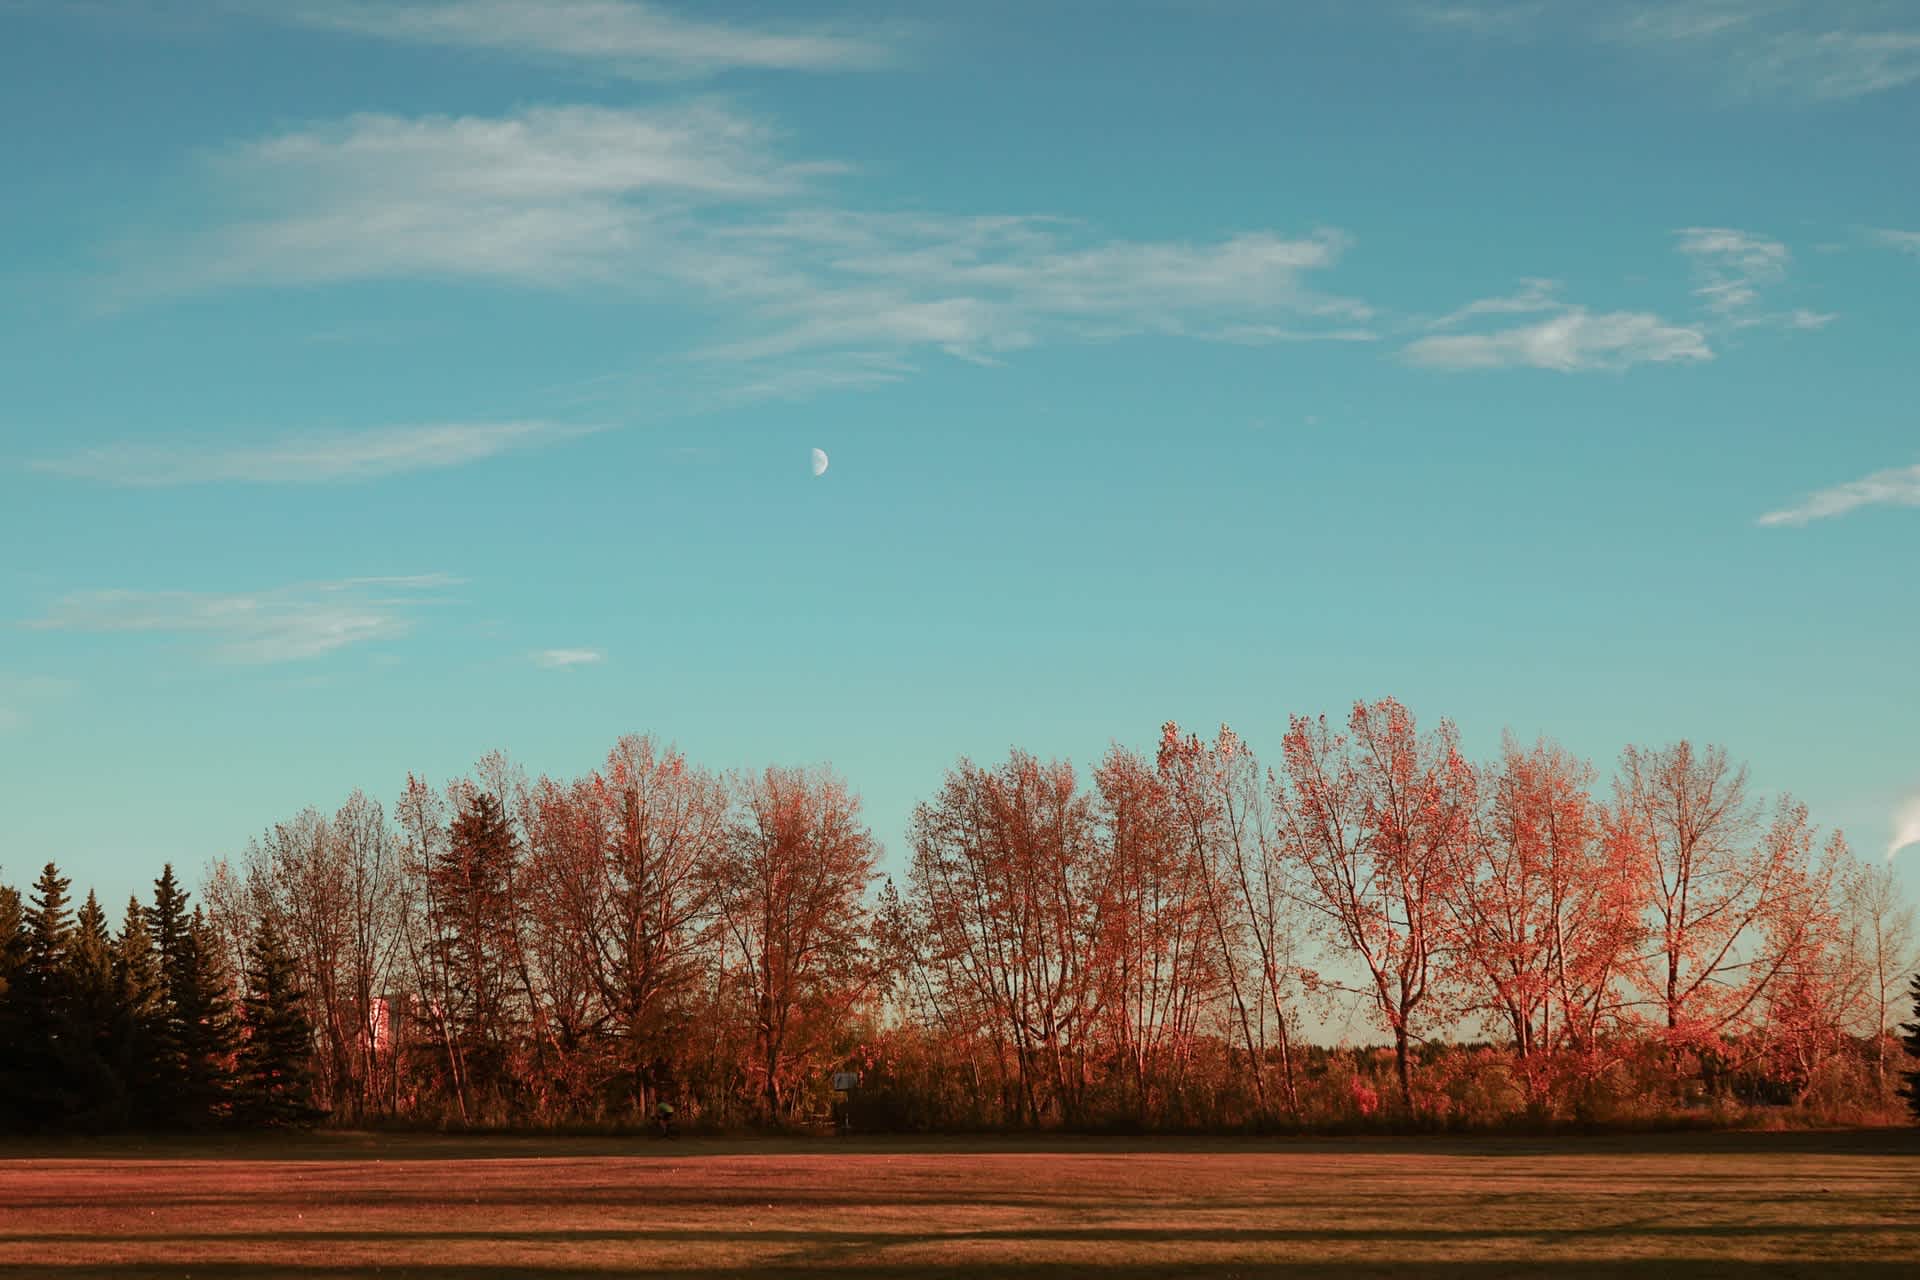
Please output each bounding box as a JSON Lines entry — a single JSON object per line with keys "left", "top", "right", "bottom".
{"left": 1891, "top": 790, "right": 1920, "bottom": 861}
{"left": 154, "top": 107, "right": 1373, "bottom": 378}
{"left": 1428, "top": 277, "right": 1564, "bottom": 328}
{"left": 1674, "top": 226, "right": 1832, "bottom": 330}
{"left": 1676, "top": 226, "right": 1788, "bottom": 318}
{"left": 1756, "top": 462, "right": 1920, "bottom": 527}
{"left": 691, "top": 217, "right": 1369, "bottom": 367}
{"left": 1404, "top": 306, "right": 1711, "bottom": 372}
{"left": 278, "top": 1, "right": 894, "bottom": 79}
{"left": 36, "top": 421, "right": 592, "bottom": 486}
{"left": 28, "top": 577, "right": 460, "bottom": 663}
{"left": 1742, "top": 30, "right": 1920, "bottom": 101}
{"left": 1407, "top": 227, "right": 1827, "bottom": 374}
{"left": 1410, "top": 3, "right": 1552, "bottom": 35}
{"left": 1869, "top": 228, "right": 1920, "bottom": 257}
{"left": 532, "top": 648, "right": 605, "bottom": 668}
{"left": 1614, "top": 1, "right": 1762, "bottom": 43}
{"left": 165, "top": 103, "right": 825, "bottom": 291}
{"left": 1415, "top": 2, "right": 1920, "bottom": 101}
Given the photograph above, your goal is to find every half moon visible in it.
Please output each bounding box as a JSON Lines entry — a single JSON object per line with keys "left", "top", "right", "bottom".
{"left": 810, "top": 447, "right": 829, "bottom": 477}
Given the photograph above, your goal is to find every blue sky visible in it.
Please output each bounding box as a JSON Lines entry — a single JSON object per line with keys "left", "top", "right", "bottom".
{"left": 2, "top": 0, "right": 1918, "bottom": 913}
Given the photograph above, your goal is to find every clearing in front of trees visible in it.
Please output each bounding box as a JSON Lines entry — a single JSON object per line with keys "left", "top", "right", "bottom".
{"left": 1, "top": 1129, "right": 1917, "bottom": 1276}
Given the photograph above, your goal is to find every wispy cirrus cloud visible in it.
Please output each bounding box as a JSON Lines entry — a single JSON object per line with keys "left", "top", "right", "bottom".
{"left": 1757, "top": 462, "right": 1920, "bottom": 527}
{"left": 1890, "top": 789, "right": 1920, "bottom": 861}
{"left": 1405, "top": 298, "right": 1711, "bottom": 372}
{"left": 1405, "top": 225, "right": 1833, "bottom": 373}
{"left": 147, "top": 104, "right": 1373, "bottom": 381}
{"left": 1412, "top": 2, "right": 1920, "bottom": 101}
{"left": 1427, "top": 277, "right": 1563, "bottom": 328}
{"left": 27, "top": 576, "right": 461, "bottom": 663}
{"left": 1868, "top": 228, "right": 1920, "bottom": 257}
{"left": 693, "top": 217, "right": 1369, "bottom": 367}
{"left": 1740, "top": 30, "right": 1920, "bottom": 101}
{"left": 148, "top": 103, "right": 827, "bottom": 294}
{"left": 1410, "top": 2, "right": 1553, "bottom": 36}
{"left": 276, "top": 1, "right": 896, "bottom": 79}
{"left": 35, "top": 421, "right": 593, "bottom": 486}
{"left": 532, "top": 648, "right": 604, "bottom": 669}
{"left": 1675, "top": 227, "right": 1834, "bottom": 331}
{"left": 712, "top": 352, "right": 917, "bottom": 406}
{"left": 1676, "top": 227, "right": 1788, "bottom": 318}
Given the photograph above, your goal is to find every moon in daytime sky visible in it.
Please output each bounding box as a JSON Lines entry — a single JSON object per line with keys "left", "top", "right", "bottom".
{"left": 810, "top": 447, "right": 829, "bottom": 477}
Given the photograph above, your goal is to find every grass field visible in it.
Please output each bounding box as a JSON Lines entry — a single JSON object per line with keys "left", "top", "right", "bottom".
{"left": 2, "top": 1130, "right": 1916, "bottom": 1277}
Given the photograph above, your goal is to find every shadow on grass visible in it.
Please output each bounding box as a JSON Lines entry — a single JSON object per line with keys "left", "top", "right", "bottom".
{"left": 4, "top": 1264, "right": 1919, "bottom": 1279}
{"left": 6, "top": 1221, "right": 1920, "bottom": 1247}
{"left": 4, "top": 1127, "right": 1918, "bottom": 1162}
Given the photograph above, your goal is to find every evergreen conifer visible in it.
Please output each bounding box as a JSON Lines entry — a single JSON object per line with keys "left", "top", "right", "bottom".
{"left": 1900, "top": 971, "right": 1920, "bottom": 1124}
{"left": 236, "top": 916, "right": 322, "bottom": 1127}
{"left": 111, "top": 896, "right": 163, "bottom": 1127}
{"left": 0, "top": 880, "right": 26, "bottom": 1130}
{"left": 171, "top": 907, "right": 237, "bottom": 1127}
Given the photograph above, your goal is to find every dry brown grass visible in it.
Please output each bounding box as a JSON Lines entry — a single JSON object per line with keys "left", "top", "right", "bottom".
{"left": 2, "top": 1130, "right": 1916, "bottom": 1277}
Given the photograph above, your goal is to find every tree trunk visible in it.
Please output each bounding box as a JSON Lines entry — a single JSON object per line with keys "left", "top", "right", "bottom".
{"left": 1275, "top": 1011, "right": 1300, "bottom": 1117}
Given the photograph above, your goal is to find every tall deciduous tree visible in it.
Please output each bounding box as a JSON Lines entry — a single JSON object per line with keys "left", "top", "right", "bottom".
{"left": 332, "top": 790, "right": 408, "bottom": 1119}
{"left": 523, "top": 735, "right": 729, "bottom": 1115}
{"left": 1160, "top": 723, "right": 1305, "bottom": 1117}
{"left": 1091, "top": 744, "right": 1217, "bottom": 1123}
{"left": 1614, "top": 743, "right": 1838, "bottom": 1051}
{"left": 1446, "top": 738, "right": 1641, "bottom": 1070}
{"left": 230, "top": 790, "right": 408, "bottom": 1123}
{"left": 716, "top": 765, "right": 879, "bottom": 1121}
{"left": 1276, "top": 700, "right": 1475, "bottom": 1107}
{"left": 907, "top": 753, "right": 1100, "bottom": 1125}
{"left": 1755, "top": 835, "right": 1857, "bottom": 1101}
{"left": 1839, "top": 859, "right": 1920, "bottom": 1088}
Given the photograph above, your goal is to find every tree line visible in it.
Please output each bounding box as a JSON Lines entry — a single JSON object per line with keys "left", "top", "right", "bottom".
{"left": 5, "top": 699, "right": 1919, "bottom": 1134}
{"left": 0, "top": 864, "right": 318, "bottom": 1131}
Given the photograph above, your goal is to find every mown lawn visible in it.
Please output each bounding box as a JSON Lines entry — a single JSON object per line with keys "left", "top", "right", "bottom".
{"left": 1, "top": 1130, "right": 1916, "bottom": 1277}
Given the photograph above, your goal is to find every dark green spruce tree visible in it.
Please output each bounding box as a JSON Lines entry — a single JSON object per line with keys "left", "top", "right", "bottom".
{"left": 236, "top": 916, "right": 322, "bottom": 1127}
{"left": 435, "top": 792, "right": 520, "bottom": 1103}
{"left": 110, "top": 896, "right": 163, "bottom": 1129}
{"left": 144, "top": 867, "right": 236, "bottom": 1127}
{"left": 1900, "top": 971, "right": 1920, "bottom": 1124}
{"left": 0, "top": 879, "right": 22, "bottom": 1000}
{"left": 70, "top": 891, "right": 115, "bottom": 1026}
{"left": 22, "top": 863, "right": 75, "bottom": 1017}
{"left": 142, "top": 865, "right": 193, "bottom": 1124}
{"left": 174, "top": 907, "right": 238, "bottom": 1127}
{"left": 12, "top": 863, "right": 83, "bottom": 1127}
{"left": 64, "top": 890, "right": 125, "bottom": 1128}
{"left": 0, "top": 878, "right": 27, "bottom": 1131}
